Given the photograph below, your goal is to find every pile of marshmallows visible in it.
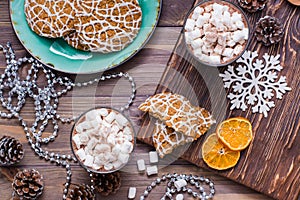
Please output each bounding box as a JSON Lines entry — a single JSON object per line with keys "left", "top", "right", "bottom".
{"left": 185, "top": 2, "right": 249, "bottom": 65}
{"left": 72, "top": 108, "right": 134, "bottom": 172}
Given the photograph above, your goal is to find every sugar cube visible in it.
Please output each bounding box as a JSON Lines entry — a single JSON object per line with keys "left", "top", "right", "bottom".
{"left": 147, "top": 165, "right": 158, "bottom": 176}
{"left": 128, "top": 187, "right": 136, "bottom": 199}
{"left": 137, "top": 159, "right": 146, "bottom": 172}
{"left": 149, "top": 151, "right": 158, "bottom": 163}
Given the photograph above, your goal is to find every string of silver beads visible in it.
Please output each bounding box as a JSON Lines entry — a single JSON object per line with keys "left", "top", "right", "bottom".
{"left": 0, "top": 42, "right": 136, "bottom": 199}
{"left": 140, "top": 173, "right": 215, "bottom": 200}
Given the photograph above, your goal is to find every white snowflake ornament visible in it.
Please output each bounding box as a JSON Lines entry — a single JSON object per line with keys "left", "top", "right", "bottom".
{"left": 220, "top": 50, "right": 291, "bottom": 117}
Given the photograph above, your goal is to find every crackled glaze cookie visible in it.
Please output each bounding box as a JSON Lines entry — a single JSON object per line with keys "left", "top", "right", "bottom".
{"left": 64, "top": 0, "right": 142, "bottom": 53}
{"left": 24, "top": 0, "right": 76, "bottom": 38}
{"left": 153, "top": 121, "right": 194, "bottom": 158}
{"left": 139, "top": 92, "right": 215, "bottom": 139}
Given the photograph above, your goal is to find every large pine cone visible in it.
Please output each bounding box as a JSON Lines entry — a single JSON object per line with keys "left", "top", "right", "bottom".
{"left": 92, "top": 172, "right": 121, "bottom": 196}
{"left": 12, "top": 169, "right": 44, "bottom": 199}
{"left": 238, "top": 0, "right": 268, "bottom": 12}
{"left": 255, "top": 16, "right": 284, "bottom": 46}
{"left": 69, "top": 184, "right": 94, "bottom": 200}
{"left": 0, "top": 136, "right": 24, "bottom": 165}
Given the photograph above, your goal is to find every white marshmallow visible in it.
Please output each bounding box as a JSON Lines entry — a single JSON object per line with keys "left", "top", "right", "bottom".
{"left": 104, "top": 111, "right": 116, "bottom": 124}
{"left": 104, "top": 163, "right": 113, "bottom": 171}
{"left": 146, "top": 165, "right": 158, "bottom": 176}
{"left": 222, "top": 11, "right": 231, "bottom": 27}
{"left": 232, "top": 30, "right": 245, "bottom": 43}
{"left": 174, "top": 179, "right": 187, "bottom": 190}
{"left": 118, "top": 152, "right": 130, "bottom": 164}
{"left": 111, "top": 124, "right": 120, "bottom": 134}
{"left": 115, "top": 114, "right": 128, "bottom": 128}
{"left": 242, "top": 28, "right": 249, "bottom": 40}
{"left": 196, "top": 15, "right": 207, "bottom": 28}
{"left": 213, "top": 3, "right": 224, "bottom": 13}
{"left": 84, "top": 155, "right": 94, "bottom": 167}
{"left": 231, "top": 12, "right": 242, "bottom": 23}
{"left": 235, "top": 20, "right": 244, "bottom": 29}
{"left": 192, "top": 12, "right": 200, "bottom": 20}
{"left": 193, "top": 48, "right": 203, "bottom": 58}
{"left": 191, "top": 38, "right": 204, "bottom": 49}
{"left": 112, "top": 144, "right": 122, "bottom": 155}
{"left": 86, "top": 137, "right": 97, "bottom": 150}
{"left": 190, "top": 28, "right": 201, "bottom": 40}
{"left": 209, "top": 55, "right": 221, "bottom": 64}
{"left": 76, "top": 148, "right": 86, "bottom": 161}
{"left": 149, "top": 151, "right": 159, "bottom": 163}
{"left": 222, "top": 48, "right": 234, "bottom": 57}
{"left": 233, "top": 44, "right": 244, "bottom": 55}
{"left": 128, "top": 187, "right": 137, "bottom": 199}
{"left": 185, "top": 19, "right": 196, "bottom": 32}
{"left": 75, "top": 124, "right": 84, "bottom": 133}
{"left": 85, "top": 110, "right": 98, "bottom": 121}
{"left": 194, "top": 6, "right": 204, "bottom": 15}
{"left": 94, "top": 144, "right": 111, "bottom": 154}
{"left": 80, "top": 132, "right": 90, "bottom": 145}
{"left": 239, "top": 39, "right": 246, "bottom": 45}
{"left": 204, "top": 4, "right": 212, "bottom": 12}
{"left": 137, "top": 159, "right": 146, "bottom": 172}
{"left": 112, "top": 160, "right": 123, "bottom": 169}
{"left": 78, "top": 121, "right": 92, "bottom": 130}
{"left": 176, "top": 194, "right": 184, "bottom": 200}
{"left": 185, "top": 32, "right": 192, "bottom": 44}
{"left": 214, "top": 44, "right": 224, "bottom": 55}
{"left": 101, "top": 126, "right": 111, "bottom": 138}
{"left": 121, "top": 141, "right": 134, "bottom": 154}
{"left": 104, "top": 152, "right": 117, "bottom": 162}
{"left": 201, "top": 54, "right": 211, "bottom": 63}
{"left": 202, "top": 45, "right": 213, "bottom": 54}
{"left": 98, "top": 108, "right": 108, "bottom": 116}
{"left": 223, "top": 57, "right": 232, "bottom": 63}
{"left": 92, "top": 163, "right": 101, "bottom": 170}
{"left": 72, "top": 134, "right": 82, "bottom": 149}
{"left": 100, "top": 119, "right": 111, "bottom": 129}
{"left": 205, "top": 32, "right": 217, "bottom": 43}
{"left": 124, "top": 134, "right": 133, "bottom": 141}
{"left": 227, "top": 40, "right": 236, "bottom": 47}
{"left": 94, "top": 154, "right": 105, "bottom": 166}
{"left": 107, "top": 134, "right": 116, "bottom": 146}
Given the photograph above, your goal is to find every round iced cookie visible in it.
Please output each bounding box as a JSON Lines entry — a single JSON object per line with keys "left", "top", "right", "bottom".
{"left": 66, "top": 0, "right": 142, "bottom": 53}
{"left": 24, "top": 0, "right": 76, "bottom": 38}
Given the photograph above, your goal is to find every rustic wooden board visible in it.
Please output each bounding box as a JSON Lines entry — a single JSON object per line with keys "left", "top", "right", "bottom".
{"left": 138, "top": 1, "right": 300, "bottom": 200}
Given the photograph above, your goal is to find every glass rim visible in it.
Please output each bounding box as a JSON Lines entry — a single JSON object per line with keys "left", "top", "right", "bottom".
{"left": 183, "top": 0, "right": 251, "bottom": 67}
{"left": 70, "top": 106, "right": 136, "bottom": 174}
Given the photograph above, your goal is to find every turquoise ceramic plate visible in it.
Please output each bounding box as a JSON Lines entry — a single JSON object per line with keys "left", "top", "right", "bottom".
{"left": 10, "top": 0, "right": 161, "bottom": 74}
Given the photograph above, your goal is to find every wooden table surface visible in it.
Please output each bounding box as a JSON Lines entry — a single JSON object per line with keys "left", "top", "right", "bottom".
{"left": 0, "top": 0, "right": 277, "bottom": 199}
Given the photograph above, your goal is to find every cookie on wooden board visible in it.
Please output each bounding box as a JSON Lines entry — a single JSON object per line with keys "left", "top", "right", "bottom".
{"left": 152, "top": 120, "right": 194, "bottom": 158}
{"left": 139, "top": 92, "right": 215, "bottom": 139}
{"left": 24, "top": 0, "right": 76, "bottom": 38}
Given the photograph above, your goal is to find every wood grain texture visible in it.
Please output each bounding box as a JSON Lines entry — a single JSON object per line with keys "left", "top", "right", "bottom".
{"left": 138, "top": 0, "right": 300, "bottom": 200}
{"left": 0, "top": 0, "right": 275, "bottom": 199}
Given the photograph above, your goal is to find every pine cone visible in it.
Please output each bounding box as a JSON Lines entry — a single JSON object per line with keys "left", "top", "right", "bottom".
{"left": 0, "top": 136, "right": 24, "bottom": 165}
{"left": 69, "top": 184, "right": 94, "bottom": 200}
{"left": 12, "top": 169, "right": 44, "bottom": 199}
{"left": 238, "top": 0, "right": 267, "bottom": 12}
{"left": 255, "top": 16, "right": 284, "bottom": 46}
{"left": 92, "top": 172, "right": 121, "bottom": 196}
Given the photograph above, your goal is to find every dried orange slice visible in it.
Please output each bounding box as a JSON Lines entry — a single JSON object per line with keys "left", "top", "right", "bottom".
{"left": 202, "top": 133, "right": 240, "bottom": 170}
{"left": 217, "top": 117, "right": 252, "bottom": 151}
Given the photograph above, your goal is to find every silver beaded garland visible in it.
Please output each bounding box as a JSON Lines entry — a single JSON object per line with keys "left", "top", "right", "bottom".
{"left": 0, "top": 43, "right": 136, "bottom": 199}
{"left": 140, "top": 173, "right": 215, "bottom": 199}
